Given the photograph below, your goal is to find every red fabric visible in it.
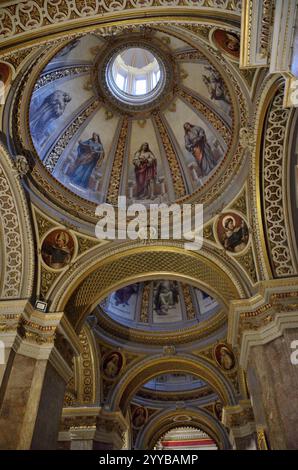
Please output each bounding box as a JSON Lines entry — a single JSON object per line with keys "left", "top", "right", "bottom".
{"left": 135, "top": 159, "right": 157, "bottom": 196}
{"left": 193, "top": 145, "right": 203, "bottom": 164}
{"left": 161, "top": 439, "right": 215, "bottom": 447}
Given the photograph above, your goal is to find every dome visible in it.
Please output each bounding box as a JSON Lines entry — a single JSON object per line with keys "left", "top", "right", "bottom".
{"left": 99, "top": 280, "right": 220, "bottom": 331}
{"left": 143, "top": 374, "right": 206, "bottom": 392}
{"left": 28, "top": 30, "right": 233, "bottom": 206}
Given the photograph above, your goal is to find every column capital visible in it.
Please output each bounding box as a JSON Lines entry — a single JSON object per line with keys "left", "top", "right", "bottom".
{"left": 0, "top": 300, "right": 81, "bottom": 382}
{"left": 96, "top": 408, "right": 128, "bottom": 449}
{"left": 222, "top": 400, "right": 256, "bottom": 449}
{"left": 59, "top": 406, "right": 100, "bottom": 443}
{"left": 59, "top": 406, "right": 128, "bottom": 449}
{"left": 222, "top": 400, "right": 255, "bottom": 431}
{"left": 228, "top": 279, "right": 298, "bottom": 369}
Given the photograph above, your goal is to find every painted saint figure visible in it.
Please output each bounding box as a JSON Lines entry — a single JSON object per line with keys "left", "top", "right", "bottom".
{"left": 132, "top": 407, "right": 147, "bottom": 428}
{"left": 184, "top": 122, "right": 217, "bottom": 178}
{"left": 103, "top": 352, "right": 122, "bottom": 379}
{"left": 214, "top": 343, "right": 235, "bottom": 371}
{"left": 30, "top": 90, "right": 71, "bottom": 147}
{"left": 154, "top": 280, "right": 179, "bottom": 316}
{"left": 114, "top": 285, "right": 137, "bottom": 306}
{"left": 42, "top": 231, "right": 72, "bottom": 269}
{"left": 202, "top": 66, "right": 231, "bottom": 105}
{"left": 224, "top": 33, "right": 240, "bottom": 53}
{"left": 222, "top": 216, "right": 248, "bottom": 253}
{"left": 133, "top": 142, "right": 157, "bottom": 199}
{"left": 220, "top": 348, "right": 234, "bottom": 370}
{"left": 69, "top": 133, "right": 104, "bottom": 188}
{"left": 213, "top": 30, "right": 240, "bottom": 58}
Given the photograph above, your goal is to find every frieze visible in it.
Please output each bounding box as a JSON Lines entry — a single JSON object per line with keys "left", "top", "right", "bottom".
{"left": 0, "top": 1, "right": 242, "bottom": 43}
{"left": 262, "top": 87, "right": 295, "bottom": 276}
{"left": 34, "top": 65, "right": 92, "bottom": 91}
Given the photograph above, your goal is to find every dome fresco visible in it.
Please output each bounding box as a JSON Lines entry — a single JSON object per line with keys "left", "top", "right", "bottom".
{"left": 99, "top": 280, "right": 220, "bottom": 330}
{"left": 29, "top": 31, "right": 233, "bottom": 205}
{"left": 143, "top": 374, "right": 207, "bottom": 392}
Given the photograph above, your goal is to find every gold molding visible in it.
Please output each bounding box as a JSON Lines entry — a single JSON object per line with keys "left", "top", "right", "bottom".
{"left": 0, "top": 7, "right": 241, "bottom": 53}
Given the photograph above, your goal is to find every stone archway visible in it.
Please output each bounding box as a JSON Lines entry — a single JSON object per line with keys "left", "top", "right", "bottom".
{"left": 108, "top": 353, "right": 237, "bottom": 415}
{"left": 135, "top": 407, "right": 231, "bottom": 450}
{"left": 50, "top": 244, "right": 247, "bottom": 332}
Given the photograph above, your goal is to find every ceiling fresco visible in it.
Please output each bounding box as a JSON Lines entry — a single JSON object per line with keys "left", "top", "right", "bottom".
{"left": 28, "top": 30, "right": 233, "bottom": 205}
{"left": 143, "top": 374, "right": 206, "bottom": 392}
{"left": 99, "top": 280, "right": 220, "bottom": 330}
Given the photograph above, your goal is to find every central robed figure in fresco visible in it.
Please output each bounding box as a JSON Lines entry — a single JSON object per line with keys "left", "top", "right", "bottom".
{"left": 184, "top": 122, "right": 217, "bottom": 178}
{"left": 69, "top": 132, "right": 104, "bottom": 188}
{"left": 133, "top": 142, "right": 157, "bottom": 199}
{"left": 154, "top": 280, "right": 179, "bottom": 316}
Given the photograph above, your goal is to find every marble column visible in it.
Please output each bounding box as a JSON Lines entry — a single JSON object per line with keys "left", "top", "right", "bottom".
{"left": 0, "top": 301, "right": 81, "bottom": 449}
{"left": 0, "top": 299, "right": 27, "bottom": 386}
{"left": 228, "top": 280, "right": 298, "bottom": 450}
{"left": 246, "top": 328, "right": 298, "bottom": 449}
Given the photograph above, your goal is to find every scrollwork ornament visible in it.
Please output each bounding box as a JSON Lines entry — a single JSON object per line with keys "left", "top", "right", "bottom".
{"left": 239, "top": 127, "right": 255, "bottom": 153}
{"left": 15, "top": 155, "right": 30, "bottom": 177}
{"left": 262, "top": 87, "right": 295, "bottom": 276}
{"left": 163, "top": 345, "right": 176, "bottom": 355}
{"left": 0, "top": 1, "right": 242, "bottom": 43}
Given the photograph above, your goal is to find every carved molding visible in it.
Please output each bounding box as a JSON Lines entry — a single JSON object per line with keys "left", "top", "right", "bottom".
{"left": 0, "top": 144, "right": 34, "bottom": 299}
{"left": 228, "top": 279, "right": 298, "bottom": 368}
{"left": 0, "top": 1, "right": 241, "bottom": 48}
{"left": 262, "top": 86, "right": 296, "bottom": 277}
{"left": 222, "top": 400, "right": 255, "bottom": 430}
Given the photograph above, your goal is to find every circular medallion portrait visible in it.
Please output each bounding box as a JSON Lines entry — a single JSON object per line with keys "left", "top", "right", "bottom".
{"left": 132, "top": 406, "right": 148, "bottom": 429}
{"left": 41, "top": 229, "right": 74, "bottom": 270}
{"left": 214, "top": 343, "right": 236, "bottom": 371}
{"left": 216, "top": 212, "right": 249, "bottom": 254}
{"left": 213, "top": 30, "right": 240, "bottom": 59}
{"left": 214, "top": 401, "right": 223, "bottom": 421}
{"left": 102, "top": 351, "right": 123, "bottom": 380}
{"left": 0, "top": 62, "right": 12, "bottom": 90}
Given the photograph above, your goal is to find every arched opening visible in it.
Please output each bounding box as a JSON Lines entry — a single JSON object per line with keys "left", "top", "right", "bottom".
{"left": 154, "top": 426, "right": 218, "bottom": 450}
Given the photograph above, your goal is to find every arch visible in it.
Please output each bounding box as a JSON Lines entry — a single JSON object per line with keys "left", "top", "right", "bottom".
{"left": 252, "top": 76, "right": 298, "bottom": 278}
{"left": 135, "top": 407, "right": 231, "bottom": 450}
{"left": 108, "top": 353, "right": 237, "bottom": 414}
{"left": 0, "top": 143, "right": 35, "bottom": 299}
{"left": 49, "top": 244, "right": 247, "bottom": 332}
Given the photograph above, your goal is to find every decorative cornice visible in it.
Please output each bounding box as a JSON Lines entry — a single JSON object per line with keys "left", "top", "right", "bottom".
{"left": 222, "top": 400, "right": 255, "bottom": 430}
{"left": 0, "top": 2, "right": 241, "bottom": 51}
{"left": 228, "top": 279, "right": 298, "bottom": 368}
{"left": 60, "top": 406, "right": 127, "bottom": 447}
{"left": 0, "top": 301, "right": 81, "bottom": 380}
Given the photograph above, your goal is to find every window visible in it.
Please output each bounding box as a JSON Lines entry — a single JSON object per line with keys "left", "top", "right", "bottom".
{"left": 107, "top": 47, "right": 163, "bottom": 104}
{"left": 115, "top": 73, "right": 125, "bottom": 90}
{"left": 135, "top": 79, "right": 147, "bottom": 95}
